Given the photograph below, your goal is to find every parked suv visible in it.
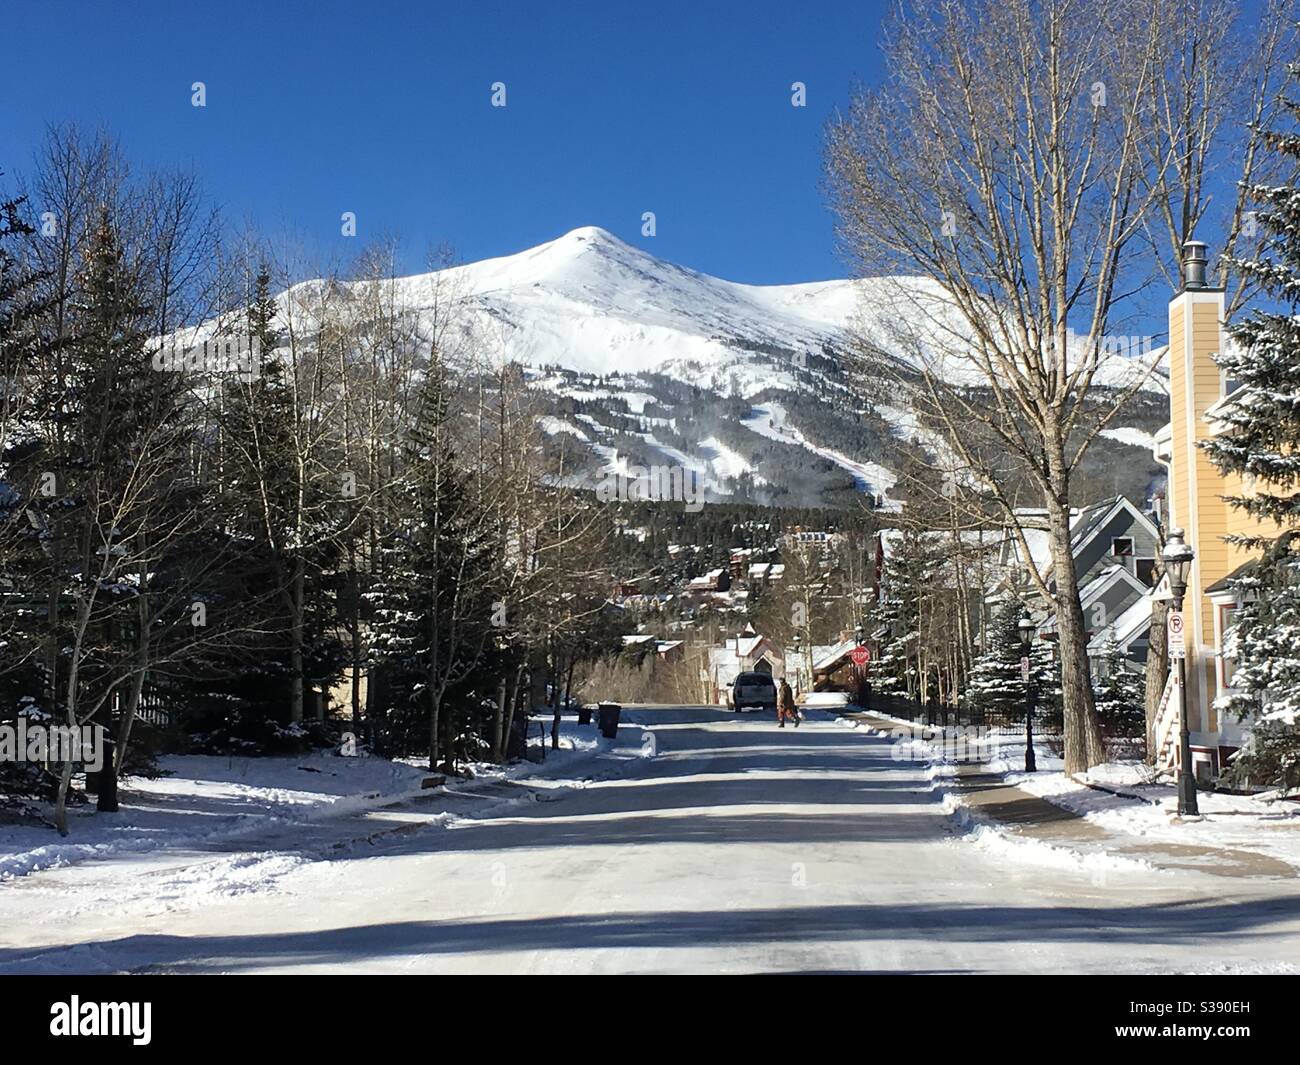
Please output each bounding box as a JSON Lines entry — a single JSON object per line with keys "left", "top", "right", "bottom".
{"left": 730, "top": 671, "right": 778, "bottom": 713}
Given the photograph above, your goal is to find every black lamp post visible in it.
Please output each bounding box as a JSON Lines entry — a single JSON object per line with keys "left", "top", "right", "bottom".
{"left": 1163, "top": 528, "right": 1199, "bottom": 816}
{"left": 1017, "top": 613, "right": 1037, "bottom": 772}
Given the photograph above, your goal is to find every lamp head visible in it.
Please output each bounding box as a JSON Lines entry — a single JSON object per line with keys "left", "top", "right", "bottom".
{"left": 1162, "top": 527, "right": 1194, "bottom": 596}
{"left": 1017, "top": 613, "right": 1035, "bottom": 647}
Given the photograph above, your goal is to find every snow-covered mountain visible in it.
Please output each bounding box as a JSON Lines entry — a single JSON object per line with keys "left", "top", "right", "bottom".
{"left": 405, "top": 224, "right": 861, "bottom": 379}
{"left": 243, "top": 226, "right": 1167, "bottom": 510}
{"left": 377, "top": 226, "right": 1162, "bottom": 509}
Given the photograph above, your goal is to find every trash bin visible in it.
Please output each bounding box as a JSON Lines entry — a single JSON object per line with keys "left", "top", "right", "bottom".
{"left": 597, "top": 702, "right": 622, "bottom": 738}
{"left": 577, "top": 703, "right": 594, "bottom": 725}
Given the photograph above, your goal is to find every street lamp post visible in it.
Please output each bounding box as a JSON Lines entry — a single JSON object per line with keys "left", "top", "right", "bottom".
{"left": 1017, "top": 613, "right": 1037, "bottom": 773}
{"left": 1163, "top": 528, "right": 1199, "bottom": 816}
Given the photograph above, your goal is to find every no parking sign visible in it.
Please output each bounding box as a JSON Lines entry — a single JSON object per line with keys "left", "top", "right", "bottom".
{"left": 1168, "top": 610, "right": 1186, "bottom": 659}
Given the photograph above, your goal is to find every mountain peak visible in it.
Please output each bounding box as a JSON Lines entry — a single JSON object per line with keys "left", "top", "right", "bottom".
{"left": 556, "top": 224, "right": 620, "bottom": 244}
{"left": 543, "top": 225, "right": 634, "bottom": 258}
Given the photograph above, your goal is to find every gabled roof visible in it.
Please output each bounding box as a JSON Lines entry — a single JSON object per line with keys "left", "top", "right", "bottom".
{"left": 1039, "top": 564, "right": 1148, "bottom": 633}
{"left": 811, "top": 638, "right": 859, "bottom": 673}
{"left": 1068, "top": 495, "right": 1158, "bottom": 559}
{"left": 1087, "top": 592, "right": 1153, "bottom": 654}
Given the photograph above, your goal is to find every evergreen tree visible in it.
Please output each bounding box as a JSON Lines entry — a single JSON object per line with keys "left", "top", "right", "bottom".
{"left": 368, "top": 358, "right": 501, "bottom": 770}
{"left": 966, "top": 600, "right": 1063, "bottom": 728}
{"left": 1217, "top": 542, "right": 1300, "bottom": 791}
{"left": 967, "top": 601, "right": 1027, "bottom": 720}
{"left": 870, "top": 525, "right": 943, "bottom": 700}
{"left": 1091, "top": 636, "right": 1145, "bottom": 739}
{"left": 217, "top": 265, "right": 344, "bottom": 730}
{"left": 1204, "top": 64, "right": 1300, "bottom": 792}
{"left": 0, "top": 178, "right": 55, "bottom": 803}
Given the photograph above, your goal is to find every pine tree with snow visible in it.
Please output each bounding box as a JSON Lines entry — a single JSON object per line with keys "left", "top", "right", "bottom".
{"left": 966, "top": 600, "right": 1062, "bottom": 727}
{"left": 1203, "top": 63, "right": 1300, "bottom": 792}
{"left": 1216, "top": 541, "right": 1300, "bottom": 791}
{"left": 367, "top": 357, "right": 502, "bottom": 771}
{"left": 870, "top": 524, "right": 942, "bottom": 700}
{"left": 967, "top": 600, "right": 1026, "bottom": 721}
{"left": 1091, "top": 636, "right": 1145, "bottom": 739}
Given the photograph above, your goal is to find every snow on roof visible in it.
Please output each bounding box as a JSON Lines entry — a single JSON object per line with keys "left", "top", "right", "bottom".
{"left": 811, "top": 638, "right": 859, "bottom": 673}
{"left": 1041, "top": 564, "right": 1147, "bottom": 634}
{"left": 1088, "top": 593, "right": 1154, "bottom": 653}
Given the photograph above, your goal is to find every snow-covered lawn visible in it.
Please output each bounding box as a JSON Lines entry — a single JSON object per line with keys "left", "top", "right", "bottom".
{"left": 0, "top": 717, "right": 605, "bottom": 882}
{"left": 1009, "top": 764, "right": 1300, "bottom": 875}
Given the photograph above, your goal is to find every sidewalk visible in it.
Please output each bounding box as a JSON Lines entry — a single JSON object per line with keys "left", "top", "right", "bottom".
{"left": 845, "top": 710, "right": 1300, "bottom": 881}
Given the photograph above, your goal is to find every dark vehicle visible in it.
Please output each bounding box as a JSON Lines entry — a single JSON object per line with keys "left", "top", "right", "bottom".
{"left": 730, "top": 671, "right": 778, "bottom": 713}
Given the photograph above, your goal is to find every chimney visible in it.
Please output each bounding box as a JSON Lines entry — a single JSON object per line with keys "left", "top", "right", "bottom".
{"left": 1181, "top": 239, "right": 1208, "bottom": 291}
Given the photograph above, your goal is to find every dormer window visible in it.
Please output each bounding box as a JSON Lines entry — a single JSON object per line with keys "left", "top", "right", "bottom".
{"left": 1111, "top": 537, "right": 1134, "bottom": 557}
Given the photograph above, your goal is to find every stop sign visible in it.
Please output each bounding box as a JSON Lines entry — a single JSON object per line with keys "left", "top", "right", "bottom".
{"left": 849, "top": 645, "right": 871, "bottom": 667}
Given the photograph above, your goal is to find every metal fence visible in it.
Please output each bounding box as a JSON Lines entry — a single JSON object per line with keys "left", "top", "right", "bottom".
{"left": 861, "top": 691, "right": 1064, "bottom": 736}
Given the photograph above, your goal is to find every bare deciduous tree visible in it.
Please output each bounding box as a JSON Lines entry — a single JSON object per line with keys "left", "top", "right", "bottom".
{"left": 825, "top": 0, "right": 1296, "bottom": 771}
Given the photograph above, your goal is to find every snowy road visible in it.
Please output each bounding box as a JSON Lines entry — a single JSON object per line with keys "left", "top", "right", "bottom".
{"left": 3, "top": 707, "right": 1299, "bottom": 974}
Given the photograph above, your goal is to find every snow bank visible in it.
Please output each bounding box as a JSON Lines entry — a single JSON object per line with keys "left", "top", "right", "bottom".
{"left": 1010, "top": 763, "right": 1300, "bottom": 874}
{"left": 0, "top": 717, "right": 610, "bottom": 883}
{"left": 0, "top": 751, "right": 434, "bottom": 881}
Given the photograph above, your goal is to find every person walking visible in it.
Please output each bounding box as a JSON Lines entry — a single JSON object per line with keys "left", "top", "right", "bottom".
{"left": 777, "top": 676, "right": 799, "bottom": 728}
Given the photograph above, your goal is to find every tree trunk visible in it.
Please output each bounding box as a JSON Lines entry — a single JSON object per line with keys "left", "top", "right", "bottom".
{"left": 509, "top": 673, "right": 529, "bottom": 759}
{"left": 116, "top": 665, "right": 147, "bottom": 774}
{"left": 440, "top": 700, "right": 455, "bottom": 775}
{"left": 492, "top": 678, "right": 508, "bottom": 763}
{"left": 54, "top": 759, "right": 73, "bottom": 837}
{"left": 550, "top": 651, "right": 564, "bottom": 750}
{"left": 289, "top": 557, "right": 306, "bottom": 723}
{"left": 1145, "top": 597, "right": 1169, "bottom": 763}
{"left": 350, "top": 603, "right": 363, "bottom": 738}
{"left": 1045, "top": 492, "right": 1106, "bottom": 773}
{"left": 501, "top": 667, "right": 524, "bottom": 761}
{"left": 428, "top": 686, "right": 441, "bottom": 772}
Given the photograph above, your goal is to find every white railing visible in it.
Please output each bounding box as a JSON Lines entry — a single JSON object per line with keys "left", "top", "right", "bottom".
{"left": 1153, "top": 671, "right": 1179, "bottom": 771}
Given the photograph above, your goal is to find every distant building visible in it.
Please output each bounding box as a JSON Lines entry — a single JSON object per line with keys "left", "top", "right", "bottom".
{"left": 706, "top": 624, "right": 785, "bottom": 703}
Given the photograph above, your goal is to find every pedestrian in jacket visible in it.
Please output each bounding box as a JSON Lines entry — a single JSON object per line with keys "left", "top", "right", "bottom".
{"left": 777, "top": 677, "right": 799, "bottom": 728}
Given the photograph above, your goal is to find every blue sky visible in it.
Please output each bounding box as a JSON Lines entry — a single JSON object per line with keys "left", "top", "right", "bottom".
{"left": 1, "top": 1, "right": 888, "bottom": 284}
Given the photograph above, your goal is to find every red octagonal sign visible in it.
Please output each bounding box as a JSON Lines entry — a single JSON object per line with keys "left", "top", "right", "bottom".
{"left": 850, "top": 645, "right": 871, "bottom": 667}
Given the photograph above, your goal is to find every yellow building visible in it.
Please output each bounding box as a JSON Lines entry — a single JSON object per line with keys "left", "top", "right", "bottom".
{"left": 1152, "top": 240, "right": 1282, "bottom": 779}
